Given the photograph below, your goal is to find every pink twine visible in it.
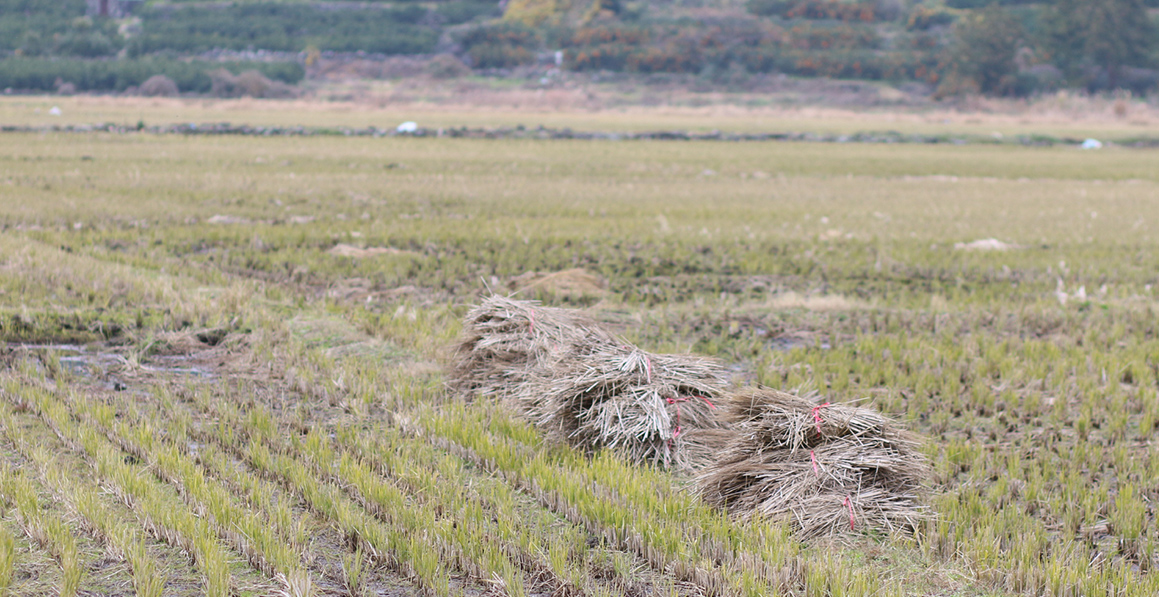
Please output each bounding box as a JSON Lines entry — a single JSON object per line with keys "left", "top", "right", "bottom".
{"left": 666, "top": 397, "right": 683, "bottom": 438}
{"left": 528, "top": 310, "right": 535, "bottom": 333}
{"left": 810, "top": 450, "right": 819, "bottom": 476}
{"left": 645, "top": 354, "right": 652, "bottom": 384}
{"left": 811, "top": 403, "right": 831, "bottom": 435}
{"left": 665, "top": 395, "right": 717, "bottom": 438}
{"left": 843, "top": 495, "right": 855, "bottom": 530}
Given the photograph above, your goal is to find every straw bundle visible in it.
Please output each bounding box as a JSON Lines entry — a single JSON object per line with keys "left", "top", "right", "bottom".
{"left": 696, "top": 388, "right": 929, "bottom": 539}
{"left": 520, "top": 346, "right": 728, "bottom": 466}
{"left": 448, "top": 295, "right": 618, "bottom": 398}
{"left": 448, "top": 295, "right": 729, "bottom": 468}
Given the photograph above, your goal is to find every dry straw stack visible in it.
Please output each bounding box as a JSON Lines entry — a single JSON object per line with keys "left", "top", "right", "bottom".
{"left": 449, "top": 296, "right": 929, "bottom": 538}
{"left": 449, "top": 295, "right": 728, "bottom": 468}
{"left": 448, "top": 294, "right": 619, "bottom": 399}
{"left": 522, "top": 347, "right": 729, "bottom": 468}
{"left": 695, "top": 388, "right": 929, "bottom": 539}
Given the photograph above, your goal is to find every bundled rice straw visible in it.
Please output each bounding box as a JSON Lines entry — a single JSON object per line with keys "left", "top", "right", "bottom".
{"left": 520, "top": 346, "right": 728, "bottom": 466}
{"left": 448, "top": 295, "right": 729, "bottom": 468}
{"left": 696, "top": 388, "right": 929, "bottom": 539}
{"left": 449, "top": 296, "right": 930, "bottom": 538}
{"left": 448, "top": 295, "right": 617, "bottom": 398}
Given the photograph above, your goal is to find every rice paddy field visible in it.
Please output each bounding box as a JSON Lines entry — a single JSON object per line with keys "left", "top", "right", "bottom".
{"left": 1, "top": 98, "right": 1158, "bottom": 596}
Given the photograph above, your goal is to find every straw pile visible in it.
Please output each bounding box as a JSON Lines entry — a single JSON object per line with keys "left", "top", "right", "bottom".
{"left": 520, "top": 346, "right": 728, "bottom": 467}
{"left": 448, "top": 295, "right": 618, "bottom": 398}
{"left": 695, "top": 388, "right": 929, "bottom": 539}
{"left": 449, "top": 296, "right": 930, "bottom": 538}
{"left": 448, "top": 295, "right": 729, "bottom": 468}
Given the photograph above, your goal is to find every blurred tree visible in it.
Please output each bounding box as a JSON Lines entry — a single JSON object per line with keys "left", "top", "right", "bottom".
{"left": 1047, "top": 0, "right": 1155, "bottom": 89}
{"left": 582, "top": 0, "right": 622, "bottom": 23}
{"left": 949, "top": 3, "right": 1025, "bottom": 94}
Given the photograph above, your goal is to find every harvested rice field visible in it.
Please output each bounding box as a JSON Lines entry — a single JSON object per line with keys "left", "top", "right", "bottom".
{"left": 1, "top": 104, "right": 1158, "bottom": 596}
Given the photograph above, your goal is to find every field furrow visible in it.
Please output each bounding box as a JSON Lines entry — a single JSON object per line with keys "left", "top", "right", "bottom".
{"left": 183, "top": 381, "right": 568, "bottom": 597}
{"left": 62, "top": 386, "right": 316, "bottom": 595}
{"left": 0, "top": 456, "right": 86, "bottom": 596}
{"left": 0, "top": 402, "right": 170, "bottom": 597}
{"left": 420, "top": 401, "right": 810, "bottom": 596}
{"left": 0, "top": 376, "right": 277, "bottom": 597}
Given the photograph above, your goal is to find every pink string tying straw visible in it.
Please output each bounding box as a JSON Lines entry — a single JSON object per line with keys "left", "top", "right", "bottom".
{"left": 666, "top": 395, "right": 717, "bottom": 439}
{"left": 810, "top": 450, "right": 819, "bottom": 476}
{"left": 528, "top": 310, "right": 535, "bottom": 333}
{"left": 811, "top": 402, "right": 831, "bottom": 435}
{"left": 843, "top": 496, "right": 855, "bottom": 530}
{"left": 666, "top": 397, "right": 684, "bottom": 438}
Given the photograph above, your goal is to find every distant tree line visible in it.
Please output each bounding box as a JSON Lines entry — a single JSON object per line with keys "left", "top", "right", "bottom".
{"left": 0, "top": 0, "right": 492, "bottom": 93}
{"left": 469, "top": 0, "right": 1158, "bottom": 95}
{"left": 2, "top": 0, "right": 119, "bottom": 57}
{"left": 2, "top": 0, "right": 500, "bottom": 58}
{"left": 0, "top": 0, "right": 1155, "bottom": 96}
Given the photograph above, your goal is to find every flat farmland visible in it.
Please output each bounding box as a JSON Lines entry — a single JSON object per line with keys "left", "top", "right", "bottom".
{"left": 0, "top": 121, "right": 1157, "bottom": 596}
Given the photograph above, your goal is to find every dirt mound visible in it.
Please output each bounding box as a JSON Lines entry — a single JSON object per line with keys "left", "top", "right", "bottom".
{"left": 139, "top": 74, "right": 179, "bottom": 97}
{"left": 449, "top": 295, "right": 728, "bottom": 468}
{"left": 508, "top": 268, "right": 608, "bottom": 300}
{"left": 696, "top": 388, "right": 929, "bottom": 538}
{"left": 152, "top": 328, "right": 229, "bottom": 355}
{"left": 208, "top": 69, "right": 296, "bottom": 99}
{"left": 206, "top": 214, "right": 251, "bottom": 225}
{"left": 327, "top": 244, "right": 417, "bottom": 258}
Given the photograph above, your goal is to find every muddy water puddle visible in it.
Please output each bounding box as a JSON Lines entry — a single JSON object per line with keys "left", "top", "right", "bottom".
{"left": 7, "top": 343, "right": 214, "bottom": 380}
{"left": 768, "top": 337, "right": 830, "bottom": 351}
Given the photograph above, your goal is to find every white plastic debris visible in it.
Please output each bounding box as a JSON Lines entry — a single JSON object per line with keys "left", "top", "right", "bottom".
{"left": 396, "top": 121, "right": 418, "bottom": 133}
{"left": 1081, "top": 138, "right": 1103, "bottom": 150}
{"left": 48, "top": 106, "right": 61, "bottom": 116}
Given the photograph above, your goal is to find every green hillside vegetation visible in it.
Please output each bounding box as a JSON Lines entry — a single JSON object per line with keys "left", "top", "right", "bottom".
{"left": 124, "top": 3, "right": 482, "bottom": 56}
{"left": 1, "top": 0, "right": 120, "bottom": 57}
{"left": 0, "top": 0, "right": 1156, "bottom": 96}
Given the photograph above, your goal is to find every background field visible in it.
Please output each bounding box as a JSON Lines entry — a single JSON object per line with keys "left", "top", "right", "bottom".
{"left": 0, "top": 110, "right": 1157, "bottom": 596}
{"left": 4, "top": 94, "right": 1159, "bottom": 140}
